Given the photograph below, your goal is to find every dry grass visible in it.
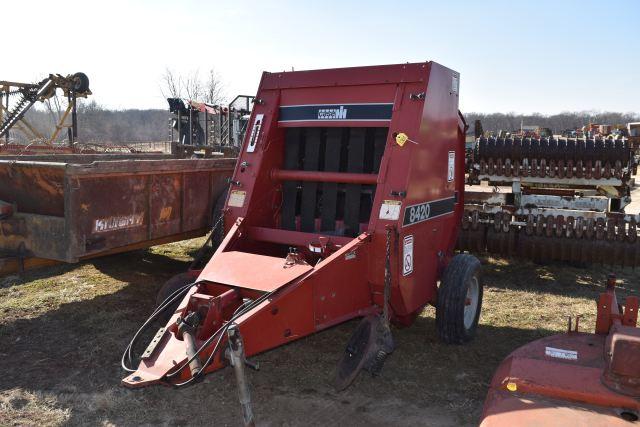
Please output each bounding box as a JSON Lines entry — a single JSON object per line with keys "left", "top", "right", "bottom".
{"left": 0, "top": 240, "right": 638, "bottom": 426}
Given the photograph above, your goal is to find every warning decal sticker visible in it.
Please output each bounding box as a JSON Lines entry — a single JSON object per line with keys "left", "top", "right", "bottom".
{"left": 379, "top": 200, "right": 402, "bottom": 220}
{"left": 448, "top": 151, "right": 455, "bottom": 182}
{"left": 228, "top": 190, "right": 246, "bottom": 208}
{"left": 545, "top": 346, "right": 578, "bottom": 360}
{"left": 402, "top": 235, "right": 414, "bottom": 276}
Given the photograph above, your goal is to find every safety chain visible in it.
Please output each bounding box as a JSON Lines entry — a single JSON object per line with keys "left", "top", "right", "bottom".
{"left": 189, "top": 210, "right": 226, "bottom": 270}
{"left": 383, "top": 227, "right": 393, "bottom": 323}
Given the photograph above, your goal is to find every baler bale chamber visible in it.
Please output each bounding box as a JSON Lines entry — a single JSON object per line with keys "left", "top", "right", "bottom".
{"left": 0, "top": 153, "right": 235, "bottom": 273}
{"left": 122, "top": 61, "right": 485, "bottom": 399}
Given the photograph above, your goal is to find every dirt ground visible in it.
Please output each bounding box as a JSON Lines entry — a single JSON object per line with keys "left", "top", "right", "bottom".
{"left": 1, "top": 239, "right": 638, "bottom": 426}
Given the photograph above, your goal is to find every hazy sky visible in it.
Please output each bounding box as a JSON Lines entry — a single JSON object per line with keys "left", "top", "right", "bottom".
{"left": 5, "top": 0, "right": 639, "bottom": 113}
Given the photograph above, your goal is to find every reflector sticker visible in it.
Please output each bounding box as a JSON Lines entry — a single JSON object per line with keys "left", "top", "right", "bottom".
{"left": 278, "top": 103, "right": 393, "bottom": 123}
{"left": 545, "top": 346, "right": 578, "bottom": 360}
{"left": 448, "top": 151, "right": 455, "bottom": 182}
{"left": 402, "top": 235, "right": 414, "bottom": 276}
{"left": 379, "top": 200, "right": 402, "bottom": 220}
{"left": 228, "top": 190, "right": 246, "bottom": 208}
{"left": 247, "top": 114, "right": 264, "bottom": 153}
{"left": 402, "top": 196, "right": 456, "bottom": 227}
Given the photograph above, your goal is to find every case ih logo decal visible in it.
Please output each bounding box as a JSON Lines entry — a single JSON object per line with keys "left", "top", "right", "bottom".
{"left": 317, "top": 106, "right": 347, "bottom": 120}
{"left": 278, "top": 103, "right": 393, "bottom": 123}
{"left": 402, "top": 196, "right": 456, "bottom": 227}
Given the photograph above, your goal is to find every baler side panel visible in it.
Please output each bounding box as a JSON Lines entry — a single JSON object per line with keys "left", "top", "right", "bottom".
{"left": 224, "top": 88, "right": 284, "bottom": 232}
{"left": 365, "top": 64, "right": 462, "bottom": 317}
{"left": 365, "top": 80, "right": 430, "bottom": 316}
{"left": 399, "top": 63, "right": 461, "bottom": 313}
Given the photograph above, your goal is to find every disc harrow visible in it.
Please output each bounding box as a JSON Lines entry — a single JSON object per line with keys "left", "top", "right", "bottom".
{"left": 475, "top": 136, "right": 631, "bottom": 179}
{"left": 458, "top": 211, "right": 640, "bottom": 267}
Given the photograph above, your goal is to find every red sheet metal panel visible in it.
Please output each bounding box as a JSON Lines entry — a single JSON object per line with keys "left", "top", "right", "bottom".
{"left": 481, "top": 330, "right": 640, "bottom": 426}
{"left": 198, "top": 251, "right": 312, "bottom": 291}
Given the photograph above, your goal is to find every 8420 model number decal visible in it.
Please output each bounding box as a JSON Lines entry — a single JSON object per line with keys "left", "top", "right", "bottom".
{"left": 402, "top": 196, "right": 456, "bottom": 227}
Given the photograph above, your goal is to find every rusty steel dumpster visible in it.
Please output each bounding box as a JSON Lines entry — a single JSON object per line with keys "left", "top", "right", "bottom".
{"left": 0, "top": 154, "right": 235, "bottom": 273}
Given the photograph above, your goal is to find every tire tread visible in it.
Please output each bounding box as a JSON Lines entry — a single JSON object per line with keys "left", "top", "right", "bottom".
{"left": 436, "top": 254, "right": 482, "bottom": 344}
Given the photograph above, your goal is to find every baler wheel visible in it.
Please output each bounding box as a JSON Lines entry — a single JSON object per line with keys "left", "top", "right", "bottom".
{"left": 155, "top": 272, "right": 194, "bottom": 323}
{"left": 436, "top": 254, "right": 483, "bottom": 344}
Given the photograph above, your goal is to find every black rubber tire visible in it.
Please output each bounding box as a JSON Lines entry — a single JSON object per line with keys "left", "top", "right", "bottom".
{"left": 155, "top": 272, "right": 194, "bottom": 323}
{"left": 436, "top": 254, "right": 483, "bottom": 344}
{"left": 72, "top": 72, "right": 90, "bottom": 93}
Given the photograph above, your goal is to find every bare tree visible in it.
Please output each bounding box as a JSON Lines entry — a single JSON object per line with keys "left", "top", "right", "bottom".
{"left": 203, "top": 68, "right": 225, "bottom": 105}
{"left": 160, "top": 68, "right": 226, "bottom": 104}
{"left": 183, "top": 70, "right": 202, "bottom": 101}
{"left": 160, "top": 68, "right": 182, "bottom": 99}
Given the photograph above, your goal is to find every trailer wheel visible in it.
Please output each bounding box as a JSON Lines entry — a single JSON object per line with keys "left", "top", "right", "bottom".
{"left": 436, "top": 254, "right": 483, "bottom": 344}
{"left": 155, "top": 272, "right": 194, "bottom": 323}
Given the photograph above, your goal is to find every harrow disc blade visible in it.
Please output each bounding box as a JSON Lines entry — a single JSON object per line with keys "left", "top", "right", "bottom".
{"left": 475, "top": 136, "right": 631, "bottom": 179}
{"left": 457, "top": 214, "right": 640, "bottom": 268}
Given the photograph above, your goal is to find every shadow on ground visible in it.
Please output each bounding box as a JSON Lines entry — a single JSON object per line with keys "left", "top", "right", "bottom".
{"left": 479, "top": 255, "right": 640, "bottom": 299}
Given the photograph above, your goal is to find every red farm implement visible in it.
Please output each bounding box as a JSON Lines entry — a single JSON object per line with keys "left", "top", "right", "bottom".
{"left": 122, "top": 62, "right": 483, "bottom": 422}
{"left": 481, "top": 274, "right": 639, "bottom": 426}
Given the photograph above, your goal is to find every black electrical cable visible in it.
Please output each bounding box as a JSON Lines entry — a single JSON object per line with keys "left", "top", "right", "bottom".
{"left": 122, "top": 277, "right": 273, "bottom": 387}
{"left": 121, "top": 281, "right": 198, "bottom": 372}
{"left": 166, "top": 290, "right": 274, "bottom": 387}
{"left": 122, "top": 214, "right": 230, "bottom": 373}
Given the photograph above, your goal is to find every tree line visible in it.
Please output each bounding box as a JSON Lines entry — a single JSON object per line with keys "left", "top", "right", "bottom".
{"left": 15, "top": 106, "right": 640, "bottom": 144}
{"left": 463, "top": 111, "right": 640, "bottom": 136}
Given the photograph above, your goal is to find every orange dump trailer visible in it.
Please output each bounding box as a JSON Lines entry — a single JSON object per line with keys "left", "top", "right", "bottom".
{"left": 0, "top": 154, "right": 234, "bottom": 274}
